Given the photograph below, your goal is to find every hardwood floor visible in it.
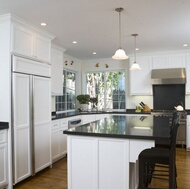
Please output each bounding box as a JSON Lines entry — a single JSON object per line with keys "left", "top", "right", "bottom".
{"left": 13, "top": 148, "right": 190, "bottom": 189}
{"left": 13, "top": 158, "right": 68, "bottom": 189}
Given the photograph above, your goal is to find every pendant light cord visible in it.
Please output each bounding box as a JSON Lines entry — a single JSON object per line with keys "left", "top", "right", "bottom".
{"left": 115, "top": 7, "right": 124, "bottom": 49}
{"left": 119, "top": 11, "right": 121, "bottom": 48}
{"left": 134, "top": 35, "right": 136, "bottom": 63}
{"left": 132, "top": 34, "right": 138, "bottom": 63}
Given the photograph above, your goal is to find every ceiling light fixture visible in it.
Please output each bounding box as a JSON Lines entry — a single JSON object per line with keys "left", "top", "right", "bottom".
{"left": 73, "top": 41, "right": 77, "bottom": 44}
{"left": 112, "top": 7, "right": 128, "bottom": 60}
{"left": 130, "top": 34, "right": 141, "bottom": 70}
{"left": 183, "top": 44, "right": 188, "bottom": 47}
{"left": 41, "top": 23, "right": 47, "bottom": 26}
{"left": 93, "top": 52, "right": 97, "bottom": 55}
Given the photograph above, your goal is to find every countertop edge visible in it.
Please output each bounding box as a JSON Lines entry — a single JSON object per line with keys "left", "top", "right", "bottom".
{"left": 0, "top": 122, "right": 9, "bottom": 130}
{"left": 52, "top": 110, "right": 151, "bottom": 120}
{"left": 63, "top": 130, "right": 169, "bottom": 141}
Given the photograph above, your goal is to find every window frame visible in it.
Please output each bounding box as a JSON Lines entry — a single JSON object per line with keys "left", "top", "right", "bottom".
{"left": 55, "top": 68, "right": 77, "bottom": 113}
{"left": 84, "top": 69, "right": 126, "bottom": 111}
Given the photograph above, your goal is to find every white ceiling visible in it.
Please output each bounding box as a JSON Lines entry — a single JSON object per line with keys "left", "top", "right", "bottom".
{"left": 0, "top": 0, "right": 190, "bottom": 60}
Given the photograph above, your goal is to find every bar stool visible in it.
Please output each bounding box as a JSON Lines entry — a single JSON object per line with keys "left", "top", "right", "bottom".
{"left": 138, "top": 112, "right": 180, "bottom": 189}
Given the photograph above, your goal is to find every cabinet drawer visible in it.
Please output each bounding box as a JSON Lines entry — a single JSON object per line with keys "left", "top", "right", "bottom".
{"left": 51, "top": 120, "right": 60, "bottom": 130}
{"left": 60, "top": 119, "right": 68, "bottom": 129}
{"left": 0, "top": 130, "right": 7, "bottom": 144}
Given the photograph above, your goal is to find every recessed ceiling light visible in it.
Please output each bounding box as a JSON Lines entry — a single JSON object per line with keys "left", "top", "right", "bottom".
{"left": 72, "top": 41, "right": 77, "bottom": 44}
{"left": 93, "top": 52, "right": 97, "bottom": 55}
{"left": 183, "top": 44, "right": 188, "bottom": 47}
{"left": 41, "top": 23, "right": 47, "bottom": 26}
{"left": 135, "top": 48, "right": 139, "bottom": 51}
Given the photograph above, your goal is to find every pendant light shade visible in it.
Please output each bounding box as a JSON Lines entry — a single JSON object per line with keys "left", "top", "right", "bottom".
{"left": 130, "top": 34, "right": 141, "bottom": 70}
{"left": 130, "top": 62, "right": 141, "bottom": 70}
{"left": 112, "top": 48, "right": 128, "bottom": 60}
{"left": 112, "top": 8, "right": 128, "bottom": 60}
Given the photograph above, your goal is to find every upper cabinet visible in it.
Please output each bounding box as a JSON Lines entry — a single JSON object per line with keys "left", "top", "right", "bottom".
{"left": 152, "top": 54, "right": 186, "bottom": 69}
{"left": 130, "top": 56, "right": 152, "bottom": 95}
{"left": 185, "top": 54, "right": 190, "bottom": 94}
{"left": 51, "top": 44, "right": 66, "bottom": 95}
{"left": 11, "top": 17, "right": 55, "bottom": 63}
{"left": 168, "top": 54, "right": 186, "bottom": 68}
{"left": 152, "top": 55, "right": 169, "bottom": 69}
{"left": 130, "top": 53, "right": 189, "bottom": 96}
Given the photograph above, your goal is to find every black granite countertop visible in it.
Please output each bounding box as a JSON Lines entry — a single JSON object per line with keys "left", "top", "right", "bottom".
{"left": 0, "top": 122, "right": 9, "bottom": 130}
{"left": 64, "top": 115, "right": 170, "bottom": 141}
{"left": 52, "top": 109, "right": 151, "bottom": 120}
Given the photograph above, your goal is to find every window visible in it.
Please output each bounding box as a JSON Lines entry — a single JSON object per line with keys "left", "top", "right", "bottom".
{"left": 55, "top": 70, "right": 76, "bottom": 112}
{"left": 86, "top": 71, "right": 126, "bottom": 110}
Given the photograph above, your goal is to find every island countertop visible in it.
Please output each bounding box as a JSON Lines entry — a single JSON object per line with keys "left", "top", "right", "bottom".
{"left": 64, "top": 115, "right": 171, "bottom": 141}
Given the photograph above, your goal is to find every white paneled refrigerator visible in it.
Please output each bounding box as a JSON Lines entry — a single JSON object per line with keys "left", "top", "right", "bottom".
{"left": 12, "top": 56, "right": 52, "bottom": 184}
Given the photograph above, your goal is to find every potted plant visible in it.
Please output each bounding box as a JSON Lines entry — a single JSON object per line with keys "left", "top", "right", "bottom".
{"left": 76, "top": 94, "right": 90, "bottom": 111}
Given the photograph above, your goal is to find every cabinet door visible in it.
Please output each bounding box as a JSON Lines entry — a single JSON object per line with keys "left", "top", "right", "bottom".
{"left": 168, "top": 54, "right": 186, "bottom": 68}
{"left": 12, "top": 24, "right": 51, "bottom": 63}
{"left": 60, "top": 127, "right": 67, "bottom": 157}
{"left": 51, "top": 46, "right": 64, "bottom": 95}
{"left": 12, "top": 73, "right": 31, "bottom": 184}
{"left": 186, "top": 116, "right": 190, "bottom": 150}
{"left": 130, "top": 56, "right": 152, "bottom": 95}
{"left": 0, "top": 130, "right": 8, "bottom": 187}
{"left": 33, "top": 76, "right": 52, "bottom": 173}
{"left": 11, "top": 25, "right": 34, "bottom": 57}
{"left": 34, "top": 35, "right": 51, "bottom": 63}
{"left": 0, "top": 144, "right": 8, "bottom": 187}
{"left": 152, "top": 56, "right": 168, "bottom": 69}
{"left": 52, "top": 130, "right": 60, "bottom": 162}
{"left": 185, "top": 54, "right": 190, "bottom": 94}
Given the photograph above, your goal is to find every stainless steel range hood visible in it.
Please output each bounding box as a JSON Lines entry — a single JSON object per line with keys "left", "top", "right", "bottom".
{"left": 151, "top": 68, "right": 186, "bottom": 85}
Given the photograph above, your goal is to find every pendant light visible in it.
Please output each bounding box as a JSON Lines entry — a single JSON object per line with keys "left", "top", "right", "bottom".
{"left": 112, "top": 8, "right": 128, "bottom": 60}
{"left": 130, "top": 34, "right": 141, "bottom": 70}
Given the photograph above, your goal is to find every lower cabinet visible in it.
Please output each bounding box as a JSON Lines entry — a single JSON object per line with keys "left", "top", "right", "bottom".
{"left": 0, "top": 130, "right": 8, "bottom": 188}
{"left": 187, "top": 115, "right": 190, "bottom": 151}
{"left": 51, "top": 119, "right": 68, "bottom": 163}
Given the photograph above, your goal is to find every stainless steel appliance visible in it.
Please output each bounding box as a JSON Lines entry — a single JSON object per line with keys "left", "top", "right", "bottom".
{"left": 151, "top": 110, "right": 187, "bottom": 147}
{"left": 12, "top": 56, "right": 52, "bottom": 184}
{"left": 151, "top": 68, "right": 186, "bottom": 85}
{"left": 151, "top": 68, "right": 187, "bottom": 148}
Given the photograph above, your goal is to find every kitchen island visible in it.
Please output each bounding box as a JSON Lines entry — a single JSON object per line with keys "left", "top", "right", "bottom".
{"left": 64, "top": 115, "right": 171, "bottom": 189}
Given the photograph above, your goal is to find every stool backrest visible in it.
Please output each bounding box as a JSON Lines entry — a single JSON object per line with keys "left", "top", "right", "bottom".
{"left": 169, "top": 111, "right": 180, "bottom": 156}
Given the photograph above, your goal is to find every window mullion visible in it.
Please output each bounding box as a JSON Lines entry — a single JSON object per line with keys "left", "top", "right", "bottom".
{"left": 104, "top": 71, "right": 107, "bottom": 110}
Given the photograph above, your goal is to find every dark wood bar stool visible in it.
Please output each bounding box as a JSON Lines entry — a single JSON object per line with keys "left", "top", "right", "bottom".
{"left": 138, "top": 112, "right": 180, "bottom": 189}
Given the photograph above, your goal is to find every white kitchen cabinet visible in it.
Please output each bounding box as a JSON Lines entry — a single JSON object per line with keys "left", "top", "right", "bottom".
{"left": 51, "top": 119, "right": 68, "bottom": 163}
{"left": 168, "top": 54, "right": 186, "bottom": 68}
{"left": 152, "top": 55, "right": 169, "bottom": 69}
{"left": 186, "top": 115, "right": 190, "bottom": 151}
{"left": 51, "top": 45, "right": 66, "bottom": 95}
{"left": 12, "top": 56, "right": 52, "bottom": 184}
{"left": 51, "top": 120, "right": 60, "bottom": 161}
{"left": 0, "top": 130, "right": 8, "bottom": 188}
{"left": 67, "top": 135, "right": 154, "bottom": 189}
{"left": 11, "top": 20, "right": 54, "bottom": 63}
{"left": 185, "top": 54, "right": 190, "bottom": 94}
{"left": 129, "top": 56, "right": 152, "bottom": 95}
{"left": 152, "top": 54, "right": 186, "bottom": 69}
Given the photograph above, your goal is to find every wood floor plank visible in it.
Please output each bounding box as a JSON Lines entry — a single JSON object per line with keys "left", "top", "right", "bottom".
{"left": 13, "top": 148, "right": 190, "bottom": 189}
